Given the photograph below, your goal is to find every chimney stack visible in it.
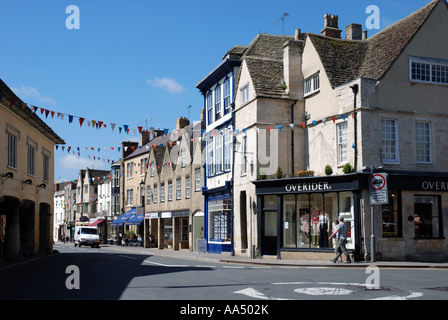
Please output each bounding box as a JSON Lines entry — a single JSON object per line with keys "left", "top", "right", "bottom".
{"left": 283, "top": 37, "right": 303, "bottom": 100}
{"left": 176, "top": 117, "right": 190, "bottom": 129}
{"left": 345, "top": 23, "right": 363, "bottom": 40}
{"left": 141, "top": 129, "right": 150, "bottom": 146}
{"left": 321, "top": 14, "right": 342, "bottom": 38}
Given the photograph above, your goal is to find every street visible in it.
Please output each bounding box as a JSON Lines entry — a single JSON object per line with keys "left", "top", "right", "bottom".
{"left": 1, "top": 243, "right": 447, "bottom": 305}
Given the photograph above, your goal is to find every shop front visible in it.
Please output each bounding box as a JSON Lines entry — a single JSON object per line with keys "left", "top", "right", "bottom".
{"left": 253, "top": 174, "right": 367, "bottom": 261}
{"left": 146, "top": 211, "right": 189, "bottom": 250}
{"left": 253, "top": 171, "right": 448, "bottom": 262}
{"left": 203, "top": 188, "right": 232, "bottom": 254}
{"left": 379, "top": 171, "right": 448, "bottom": 262}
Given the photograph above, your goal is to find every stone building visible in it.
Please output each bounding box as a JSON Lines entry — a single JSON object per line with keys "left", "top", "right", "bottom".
{"left": 115, "top": 118, "right": 204, "bottom": 250}
{"left": 142, "top": 119, "right": 204, "bottom": 251}
{"left": 251, "top": 0, "right": 448, "bottom": 262}
{"left": 231, "top": 32, "right": 307, "bottom": 257}
{"left": 0, "top": 78, "right": 64, "bottom": 261}
{"left": 196, "top": 46, "right": 243, "bottom": 254}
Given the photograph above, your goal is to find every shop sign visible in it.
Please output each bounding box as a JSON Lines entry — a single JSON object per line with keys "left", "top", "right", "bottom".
{"left": 196, "top": 238, "right": 207, "bottom": 253}
{"left": 161, "top": 212, "right": 172, "bottom": 218}
{"left": 422, "top": 181, "right": 448, "bottom": 191}
{"left": 285, "top": 182, "right": 332, "bottom": 193}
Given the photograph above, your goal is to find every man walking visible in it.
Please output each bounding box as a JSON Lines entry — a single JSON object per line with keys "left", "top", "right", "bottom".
{"left": 329, "top": 216, "right": 351, "bottom": 263}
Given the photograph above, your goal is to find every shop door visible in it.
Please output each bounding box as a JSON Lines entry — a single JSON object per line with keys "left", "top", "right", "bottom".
{"left": 262, "top": 211, "right": 277, "bottom": 255}
{"left": 193, "top": 211, "right": 204, "bottom": 252}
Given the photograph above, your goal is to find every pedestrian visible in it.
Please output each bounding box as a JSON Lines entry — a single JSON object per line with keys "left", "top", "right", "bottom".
{"left": 148, "top": 234, "right": 155, "bottom": 248}
{"left": 122, "top": 234, "right": 128, "bottom": 247}
{"left": 329, "top": 216, "right": 351, "bottom": 263}
{"left": 332, "top": 219, "right": 343, "bottom": 262}
{"left": 137, "top": 234, "right": 143, "bottom": 247}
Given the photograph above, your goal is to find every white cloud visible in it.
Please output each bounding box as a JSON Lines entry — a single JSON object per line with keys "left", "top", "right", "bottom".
{"left": 59, "top": 154, "right": 108, "bottom": 170}
{"left": 11, "top": 85, "right": 56, "bottom": 105}
{"left": 146, "top": 77, "right": 185, "bottom": 93}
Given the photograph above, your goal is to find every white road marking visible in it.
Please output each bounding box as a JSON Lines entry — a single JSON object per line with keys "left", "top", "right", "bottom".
{"left": 294, "top": 287, "right": 354, "bottom": 296}
{"left": 144, "top": 260, "right": 188, "bottom": 267}
{"left": 369, "top": 291, "right": 424, "bottom": 300}
{"left": 119, "top": 255, "right": 136, "bottom": 260}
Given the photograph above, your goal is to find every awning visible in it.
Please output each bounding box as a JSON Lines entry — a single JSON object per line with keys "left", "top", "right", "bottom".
{"left": 111, "top": 209, "right": 136, "bottom": 226}
{"left": 125, "top": 214, "right": 145, "bottom": 225}
{"left": 88, "top": 219, "right": 105, "bottom": 227}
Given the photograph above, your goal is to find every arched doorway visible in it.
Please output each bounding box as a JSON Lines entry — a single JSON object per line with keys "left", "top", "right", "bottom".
{"left": 192, "top": 211, "right": 204, "bottom": 252}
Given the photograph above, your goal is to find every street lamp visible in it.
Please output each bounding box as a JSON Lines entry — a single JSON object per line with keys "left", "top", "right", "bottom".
{"left": 139, "top": 180, "right": 145, "bottom": 208}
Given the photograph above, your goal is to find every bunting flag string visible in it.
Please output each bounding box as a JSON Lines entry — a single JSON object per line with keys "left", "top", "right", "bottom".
{"left": 11, "top": 98, "right": 172, "bottom": 138}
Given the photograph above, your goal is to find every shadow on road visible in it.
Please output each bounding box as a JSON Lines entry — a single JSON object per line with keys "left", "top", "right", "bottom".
{"left": 0, "top": 248, "right": 215, "bottom": 300}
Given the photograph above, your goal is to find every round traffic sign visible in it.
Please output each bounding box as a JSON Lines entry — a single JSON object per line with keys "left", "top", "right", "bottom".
{"left": 369, "top": 174, "right": 386, "bottom": 190}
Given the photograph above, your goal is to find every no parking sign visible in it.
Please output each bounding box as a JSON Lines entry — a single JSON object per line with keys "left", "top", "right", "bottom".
{"left": 369, "top": 173, "right": 388, "bottom": 205}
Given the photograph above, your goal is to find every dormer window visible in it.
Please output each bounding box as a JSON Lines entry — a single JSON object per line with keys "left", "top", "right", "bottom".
{"left": 410, "top": 56, "right": 448, "bottom": 85}
{"left": 304, "top": 73, "right": 320, "bottom": 97}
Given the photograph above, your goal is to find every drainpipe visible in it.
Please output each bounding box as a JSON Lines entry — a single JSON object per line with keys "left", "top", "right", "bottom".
{"left": 290, "top": 100, "right": 298, "bottom": 177}
{"left": 351, "top": 84, "right": 359, "bottom": 172}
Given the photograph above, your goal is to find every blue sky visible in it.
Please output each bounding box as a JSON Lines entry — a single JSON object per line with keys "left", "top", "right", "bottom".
{"left": 0, "top": 0, "right": 431, "bottom": 182}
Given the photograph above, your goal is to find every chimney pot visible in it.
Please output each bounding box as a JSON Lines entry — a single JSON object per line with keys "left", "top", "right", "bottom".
{"left": 321, "top": 13, "right": 342, "bottom": 38}
{"left": 362, "top": 30, "right": 368, "bottom": 40}
{"left": 295, "top": 28, "right": 301, "bottom": 41}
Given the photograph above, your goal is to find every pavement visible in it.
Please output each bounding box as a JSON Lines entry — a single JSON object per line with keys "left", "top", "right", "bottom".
{"left": 68, "top": 242, "right": 448, "bottom": 269}
{"left": 2, "top": 241, "right": 448, "bottom": 270}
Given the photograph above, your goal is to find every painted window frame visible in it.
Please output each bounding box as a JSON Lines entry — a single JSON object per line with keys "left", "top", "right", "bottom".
{"left": 415, "top": 121, "right": 432, "bottom": 164}
{"left": 304, "top": 72, "right": 320, "bottom": 97}
{"left": 337, "top": 122, "right": 348, "bottom": 165}
{"left": 409, "top": 56, "right": 448, "bottom": 85}
{"left": 381, "top": 118, "right": 400, "bottom": 164}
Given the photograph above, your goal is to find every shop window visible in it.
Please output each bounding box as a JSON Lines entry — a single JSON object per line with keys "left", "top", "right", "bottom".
{"left": 284, "top": 192, "right": 355, "bottom": 250}
{"left": 338, "top": 192, "right": 354, "bottom": 249}
{"left": 414, "top": 195, "right": 443, "bottom": 238}
{"left": 310, "top": 194, "right": 323, "bottom": 248}
{"left": 324, "top": 193, "right": 338, "bottom": 249}
{"left": 283, "top": 195, "right": 297, "bottom": 248}
{"left": 209, "top": 198, "right": 231, "bottom": 243}
{"left": 297, "top": 194, "right": 310, "bottom": 248}
{"left": 382, "top": 191, "right": 401, "bottom": 237}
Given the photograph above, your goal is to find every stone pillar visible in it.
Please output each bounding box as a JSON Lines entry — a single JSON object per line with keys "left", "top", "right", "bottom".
{"left": 172, "top": 217, "right": 180, "bottom": 251}
{"left": 157, "top": 217, "right": 164, "bottom": 249}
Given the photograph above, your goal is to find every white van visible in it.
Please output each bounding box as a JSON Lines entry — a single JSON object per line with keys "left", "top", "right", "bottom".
{"left": 74, "top": 226, "right": 100, "bottom": 248}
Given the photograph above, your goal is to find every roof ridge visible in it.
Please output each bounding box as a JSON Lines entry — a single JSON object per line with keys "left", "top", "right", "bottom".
{"left": 359, "top": 0, "right": 439, "bottom": 80}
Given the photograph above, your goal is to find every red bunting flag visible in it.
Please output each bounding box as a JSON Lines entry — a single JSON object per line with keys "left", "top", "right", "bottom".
{"left": 332, "top": 116, "right": 336, "bottom": 123}
{"left": 300, "top": 122, "right": 306, "bottom": 129}
{"left": 79, "top": 118, "right": 85, "bottom": 127}
{"left": 138, "top": 126, "right": 143, "bottom": 134}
